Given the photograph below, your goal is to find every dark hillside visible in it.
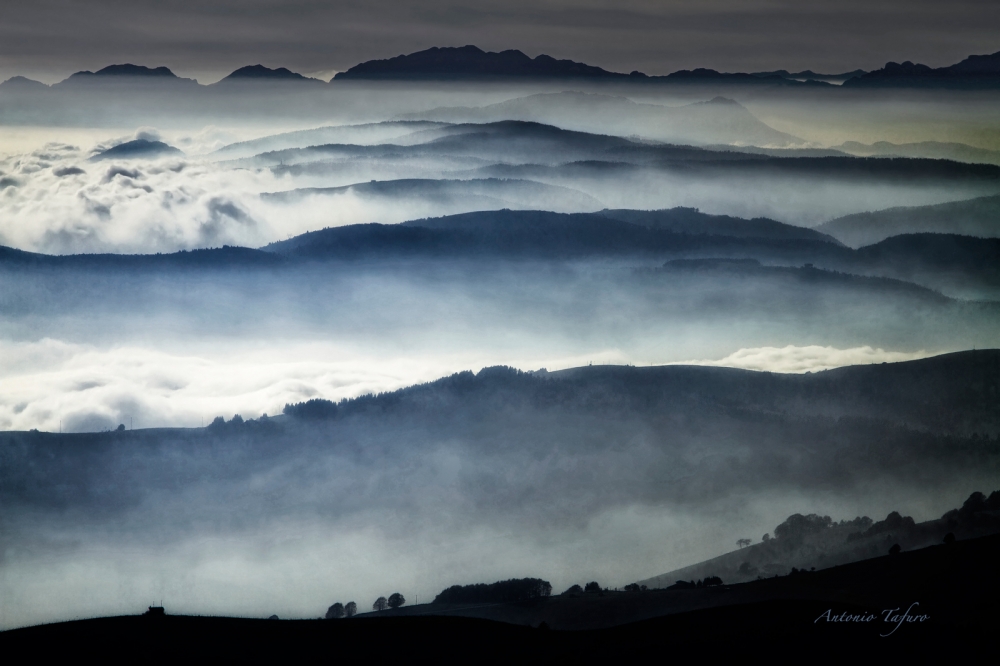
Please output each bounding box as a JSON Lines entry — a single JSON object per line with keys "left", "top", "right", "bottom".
{"left": 3, "top": 533, "right": 998, "bottom": 659}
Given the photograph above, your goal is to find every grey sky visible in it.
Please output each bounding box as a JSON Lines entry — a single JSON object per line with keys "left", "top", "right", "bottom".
{"left": 1, "top": 0, "right": 998, "bottom": 83}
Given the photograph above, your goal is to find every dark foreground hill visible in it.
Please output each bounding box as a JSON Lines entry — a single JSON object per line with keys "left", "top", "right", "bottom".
{"left": 3, "top": 533, "right": 998, "bottom": 660}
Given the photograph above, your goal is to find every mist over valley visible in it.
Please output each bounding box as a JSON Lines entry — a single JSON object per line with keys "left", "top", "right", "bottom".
{"left": 2, "top": 40, "right": 999, "bottom": 639}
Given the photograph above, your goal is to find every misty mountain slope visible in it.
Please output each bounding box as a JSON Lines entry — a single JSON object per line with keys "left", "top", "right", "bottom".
{"left": 266, "top": 154, "right": 495, "bottom": 185}
{"left": 4, "top": 246, "right": 998, "bottom": 373}
{"left": 257, "top": 209, "right": 1000, "bottom": 298}
{"left": 244, "top": 120, "right": 1000, "bottom": 180}
{"left": 463, "top": 157, "right": 1000, "bottom": 225}
{"left": 236, "top": 121, "right": 657, "bottom": 168}
{"left": 834, "top": 141, "right": 1000, "bottom": 166}
{"left": 261, "top": 178, "right": 604, "bottom": 214}
{"left": 259, "top": 209, "right": 848, "bottom": 262}
{"left": 223, "top": 122, "right": 1000, "bottom": 227}
{"left": 848, "top": 234, "right": 1000, "bottom": 299}
{"left": 399, "top": 91, "right": 804, "bottom": 147}
{"left": 818, "top": 195, "right": 1000, "bottom": 248}
{"left": 2, "top": 354, "right": 998, "bottom": 627}
{"left": 639, "top": 490, "right": 1000, "bottom": 588}
{"left": 0, "top": 245, "right": 286, "bottom": 269}
{"left": 597, "top": 208, "right": 839, "bottom": 243}
{"left": 210, "top": 121, "right": 449, "bottom": 159}
{"left": 3, "top": 205, "right": 996, "bottom": 303}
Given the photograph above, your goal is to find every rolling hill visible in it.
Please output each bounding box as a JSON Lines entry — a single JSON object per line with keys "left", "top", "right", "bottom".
{"left": 818, "top": 195, "right": 1000, "bottom": 248}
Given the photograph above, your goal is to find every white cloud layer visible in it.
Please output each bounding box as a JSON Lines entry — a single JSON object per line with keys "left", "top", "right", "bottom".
{"left": 0, "top": 339, "right": 939, "bottom": 432}
{"left": 677, "top": 345, "right": 935, "bottom": 374}
{"left": 0, "top": 135, "right": 284, "bottom": 254}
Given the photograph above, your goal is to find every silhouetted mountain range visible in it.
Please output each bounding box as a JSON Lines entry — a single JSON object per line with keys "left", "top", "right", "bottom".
{"left": 56, "top": 64, "right": 199, "bottom": 88}
{"left": 752, "top": 69, "right": 867, "bottom": 84}
{"left": 4, "top": 48, "right": 998, "bottom": 94}
{"left": 333, "top": 45, "right": 821, "bottom": 86}
{"left": 845, "top": 51, "right": 1000, "bottom": 88}
{"left": 334, "top": 45, "right": 628, "bottom": 81}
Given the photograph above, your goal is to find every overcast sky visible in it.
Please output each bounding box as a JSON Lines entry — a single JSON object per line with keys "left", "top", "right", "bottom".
{"left": 1, "top": 0, "right": 999, "bottom": 83}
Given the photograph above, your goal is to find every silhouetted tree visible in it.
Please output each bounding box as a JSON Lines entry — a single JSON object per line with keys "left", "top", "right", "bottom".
{"left": 737, "top": 538, "right": 751, "bottom": 549}
{"left": 584, "top": 581, "right": 601, "bottom": 593}
{"left": 345, "top": 601, "right": 357, "bottom": 617}
{"left": 116, "top": 424, "right": 125, "bottom": 432}
{"left": 774, "top": 514, "right": 833, "bottom": 543}
{"left": 702, "top": 576, "right": 723, "bottom": 587}
{"left": 433, "top": 578, "right": 553, "bottom": 604}
{"left": 373, "top": 596, "right": 388, "bottom": 611}
{"left": 388, "top": 592, "right": 405, "bottom": 609}
{"left": 562, "top": 584, "right": 583, "bottom": 596}
{"left": 889, "top": 543, "right": 901, "bottom": 556}
{"left": 943, "top": 532, "right": 956, "bottom": 544}
{"left": 325, "top": 602, "right": 345, "bottom": 619}
{"left": 761, "top": 533, "right": 770, "bottom": 543}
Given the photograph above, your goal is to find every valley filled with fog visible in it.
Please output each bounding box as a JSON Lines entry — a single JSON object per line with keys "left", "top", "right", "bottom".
{"left": 2, "top": 56, "right": 999, "bottom": 629}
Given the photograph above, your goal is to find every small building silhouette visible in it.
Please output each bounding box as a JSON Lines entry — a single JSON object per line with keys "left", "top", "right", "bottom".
{"left": 144, "top": 606, "right": 165, "bottom": 617}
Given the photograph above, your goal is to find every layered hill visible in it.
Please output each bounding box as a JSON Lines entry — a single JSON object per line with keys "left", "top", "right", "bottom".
{"left": 399, "top": 92, "right": 804, "bottom": 147}
{"left": 833, "top": 141, "right": 1000, "bottom": 166}
{"left": 262, "top": 178, "right": 603, "bottom": 214}
{"left": 818, "top": 195, "right": 1000, "bottom": 247}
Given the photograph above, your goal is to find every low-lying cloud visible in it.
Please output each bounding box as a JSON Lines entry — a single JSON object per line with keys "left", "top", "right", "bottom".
{"left": 0, "top": 338, "right": 943, "bottom": 432}
{"left": 678, "top": 345, "right": 935, "bottom": 374}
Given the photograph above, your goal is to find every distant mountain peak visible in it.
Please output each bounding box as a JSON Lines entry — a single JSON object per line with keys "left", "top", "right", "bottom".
{"left": 90, "top": 139, "right": 183, "bottom": 161}
{"left": 220, "top": 64, "right": 317, "bottom": 82}
{"left": 700, "top": 96, "right": 742, "bottom": 106}
{"left": 333, "top": 45, "right": 824, "bottom": 86}
{"left": 334, "top": 45, "right": 624, "bottom": 80}
{"left": 71, "top": 64, "right": 178, "bottom": 78}
{"left": 0, "top": 75, "right": 48, "bottom": 89}
{"left": 845, "top": 50, "right": 1000, "bottom": 88}
{"left": 946, "top": 50, "right": 1000, "bottom": 74}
